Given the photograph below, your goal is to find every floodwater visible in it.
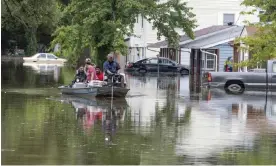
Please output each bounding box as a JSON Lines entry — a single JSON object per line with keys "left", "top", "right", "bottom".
{"left": 1, "top": 62, "right": 276, "bottom": 165}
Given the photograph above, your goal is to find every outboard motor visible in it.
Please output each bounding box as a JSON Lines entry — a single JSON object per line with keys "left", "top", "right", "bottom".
{"left": 104, "top": 70, "right": 125, "bottom": 87}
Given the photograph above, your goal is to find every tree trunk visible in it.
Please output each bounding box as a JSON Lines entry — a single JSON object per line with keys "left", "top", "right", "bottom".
{"left": 76, "top": 47, "right": 91, "bottom": 68}
{"left": 25, "top": 27, "right": 37, "bottom": 56}
{"left": 96, "top": 45, "right": 112, "bottom": 69}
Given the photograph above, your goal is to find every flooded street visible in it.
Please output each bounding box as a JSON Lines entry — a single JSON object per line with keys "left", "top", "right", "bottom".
{"left": 2, "top": 62, "right": 276, "bottom": 165}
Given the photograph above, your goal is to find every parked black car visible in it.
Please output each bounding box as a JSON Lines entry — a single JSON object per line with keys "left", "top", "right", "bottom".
{"left": 124, "top": 57, "right": 190, "bottom": 75}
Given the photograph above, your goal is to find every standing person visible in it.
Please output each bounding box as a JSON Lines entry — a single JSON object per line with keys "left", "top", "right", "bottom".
{"left": 95, "top": 66, "right": 104, "bottom": 81}
{"left": 85, "top": 58, "right": 97, "bottom": 82}
{"left": 224, "top": 57, "right": 233, "bottom": 72}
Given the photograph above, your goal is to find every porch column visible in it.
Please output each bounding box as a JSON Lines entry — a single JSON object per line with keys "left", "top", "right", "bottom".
{"left": 233, "top": 44, "right": 239, "bottom": 72}
{"left": 244, "top": 49, "right": 249, "bottom": 72}
{"left": 189, "top": 49, "right": 202, "bottom": 94}
{"left": 239, "top": 47, "right": 243, "bottom": 72}
{"left": 240, "top": 43, "right": 249, "bottom": 72}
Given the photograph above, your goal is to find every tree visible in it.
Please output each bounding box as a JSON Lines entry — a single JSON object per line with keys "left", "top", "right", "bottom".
{"left": 237, "top": 0, "right": 276, "bottom": 67}
{"left": 51, "top": 0, "right": 197, "bottom": 65}
{"left": 2, "top": 0, "right": 60, "bottom": 56}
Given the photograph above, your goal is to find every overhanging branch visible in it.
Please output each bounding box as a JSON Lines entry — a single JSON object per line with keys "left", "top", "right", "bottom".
{"left": 3, "top": 0, "right": 28, "bottom": 28}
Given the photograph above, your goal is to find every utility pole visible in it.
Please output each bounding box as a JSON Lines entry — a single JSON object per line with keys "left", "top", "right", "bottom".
{"left": 111, "top": 0, "right": 116, "bottom": 21}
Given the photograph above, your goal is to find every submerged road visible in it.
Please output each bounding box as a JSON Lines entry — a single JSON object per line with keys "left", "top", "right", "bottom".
{"left": 1, "top": 62, "right": 276, "bottom": 165}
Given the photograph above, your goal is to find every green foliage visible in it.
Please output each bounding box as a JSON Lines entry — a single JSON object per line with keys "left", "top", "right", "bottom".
{"left": 236, "top": 0, "right": 276, "bottom": 67}
{"left": 52, "top": 0, "right": 197, "bottom": 65}
{"left": 2, "top": 0, "right": 61, "bottom": 56}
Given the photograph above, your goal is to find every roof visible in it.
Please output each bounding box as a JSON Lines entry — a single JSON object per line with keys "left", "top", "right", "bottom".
{"left": 185, "top": 26, "right": 244, "bottom": 49}
{"left": 148, "top": 25, "right": 233, "bottom": 48}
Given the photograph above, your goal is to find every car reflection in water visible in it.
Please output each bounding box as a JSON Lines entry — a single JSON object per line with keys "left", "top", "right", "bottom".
{"left": 23, "top": 63, "right": 63, "bottom": 82}
{"left": 174, "top": 89, "right": 276, "bottom": 160}
{"left": 60, "top": 95, "right": 128, "bottom": 144}
{"left": 202, "top": 89, "right": 276, "bottom": 114}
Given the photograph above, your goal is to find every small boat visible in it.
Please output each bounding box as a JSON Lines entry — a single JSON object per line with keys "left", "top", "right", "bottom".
{"left": 56, "top": 94, "right": 129, "bottom": 108}
{"left": 58, "top": 80, "right": 130, "bottom": 98}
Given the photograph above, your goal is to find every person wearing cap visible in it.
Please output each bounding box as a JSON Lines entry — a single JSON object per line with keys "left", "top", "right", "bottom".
{"left": 85, "top": 58, "right": 97, "bottom": 82}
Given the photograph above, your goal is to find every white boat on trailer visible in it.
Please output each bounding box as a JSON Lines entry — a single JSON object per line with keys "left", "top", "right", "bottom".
{"left": 58, "top": 73, "right": 130, "bottom": 98}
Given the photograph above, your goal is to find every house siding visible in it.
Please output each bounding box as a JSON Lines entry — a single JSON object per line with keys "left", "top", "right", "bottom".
{"left": 210, "top": 43, "right": 233, "bottom": 71}
{"left": 179, "top": 43, "right": 233, "bottom": 72}
{"left": 128, "top": 0, "right": 259, "bottom": 58}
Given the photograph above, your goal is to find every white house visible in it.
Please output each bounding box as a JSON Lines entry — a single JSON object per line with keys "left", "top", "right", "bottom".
{"left": 125, "top": 0, "right": 260, "bottom": 63}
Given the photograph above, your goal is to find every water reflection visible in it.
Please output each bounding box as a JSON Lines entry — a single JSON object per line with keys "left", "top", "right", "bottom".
{"left": 57, "top": 95, "right": 128, "bottom": 139}
{"left": 23, "top": 63, "right": 63, "bottom": 81}
{"left": 1, "top": 62, "right": 68, "bottom": 88}
{"left": 1, "top": 62, "right": 276, "bottom": 165}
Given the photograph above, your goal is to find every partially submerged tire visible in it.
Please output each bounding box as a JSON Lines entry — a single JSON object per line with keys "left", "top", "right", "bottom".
{"left": 138, "top": 68, "right": 147, "bottom": 73}
{"left": 180, "top": 69, "right": 189, "bottom": 75}
{"left": 224, "top": 81, "right": 245, "bottom": 94}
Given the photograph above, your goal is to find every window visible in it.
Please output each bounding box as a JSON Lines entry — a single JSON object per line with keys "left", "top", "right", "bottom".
{"left": 40, "top": 66, "right": 46, "bottom": 70}
{"left": 38, "top": 54, "right": 46, "bottom": 59}
{"left": 160, "top": 59, "right": 174, "bottom": 65}
{"left": 47, "top": 54, "right": 57, "bottom": 59}
{"left": 273, "top": 63, "right": 276, "bottom": 73}
{"left": 206, "top": 54, "right": 215, "bottom": 69}
{"left": 47, "top": 66, "right": 55, "bottom": 70}
{"left": 139, "top": 59, "right": 147, "bottom": 64}
{"left": 170, "top": 59, "right": 177, "bottom": 65}
{"left": 259, "top": 10, "right": 265, "bottom": 14}
{"left": 202, "top": 50, "right": 216, "bottom": 70}
{"left": 223, "top": 14, "right": 235, "bottom": 25}
{"left": 147, "top": 58, "right": 158, "bottom": 64}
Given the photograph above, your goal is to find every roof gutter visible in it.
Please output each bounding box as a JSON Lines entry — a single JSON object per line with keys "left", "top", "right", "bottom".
{"left": 148, "top": 26, "right": 241, "bottom": 48}
{"left": 178, "top": 26, "right": 240, "bottom": 46}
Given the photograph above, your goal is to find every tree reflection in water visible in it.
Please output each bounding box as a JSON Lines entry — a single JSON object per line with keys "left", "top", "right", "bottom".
{"left": 2, "top": 62, "right": 276, "bottom": 165}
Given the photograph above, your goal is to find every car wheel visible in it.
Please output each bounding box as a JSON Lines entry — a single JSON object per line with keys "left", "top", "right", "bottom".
{"left": 180, "top": 69, "right": 189, "bottom": 75}
{"left": 138, "top": 68, "right": 147, "bottom": 73}
{"left": 225, "top": 81, "right": 245, "bottom": 94}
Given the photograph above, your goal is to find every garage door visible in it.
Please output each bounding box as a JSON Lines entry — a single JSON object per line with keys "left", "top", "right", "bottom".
{"left": 180, "top": 48, "right": 191, "bottom": 66}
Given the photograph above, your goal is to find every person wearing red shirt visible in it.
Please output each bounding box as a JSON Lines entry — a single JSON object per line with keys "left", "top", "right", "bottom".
{"left": 95, "top": 66, "right": 104, "bottom": 81}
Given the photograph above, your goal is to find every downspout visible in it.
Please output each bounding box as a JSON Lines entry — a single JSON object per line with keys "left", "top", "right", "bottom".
{"left": 200, "top": 49, "right": 218, "bottom": 72}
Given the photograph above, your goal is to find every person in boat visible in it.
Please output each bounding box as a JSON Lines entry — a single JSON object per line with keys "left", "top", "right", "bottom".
{"left": 85, "top": 58, "right": 97, "bottom": 82}
{"left": 95, "top": 66, "right": 104, "bottom": 81}
{"left": 75, "top": 66, "right": 87, "bottom": 82}
{"left": 70, "top": 66, "right": 87, "bottom": 86}
{"left": 103, "top": 53, "right": 124, "bottom": 87}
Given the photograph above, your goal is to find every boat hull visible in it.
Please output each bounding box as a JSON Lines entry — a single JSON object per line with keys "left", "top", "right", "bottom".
{"left": 58, "top": 85, "right": 130, "bottom": 97}
{"left": 58, "top": 94, "right": 129, "bottom": 108}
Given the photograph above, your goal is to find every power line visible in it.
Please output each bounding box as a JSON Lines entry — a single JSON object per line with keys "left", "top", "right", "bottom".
{"left": 228, "top": 7, "right": 246, "bottom": 41}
